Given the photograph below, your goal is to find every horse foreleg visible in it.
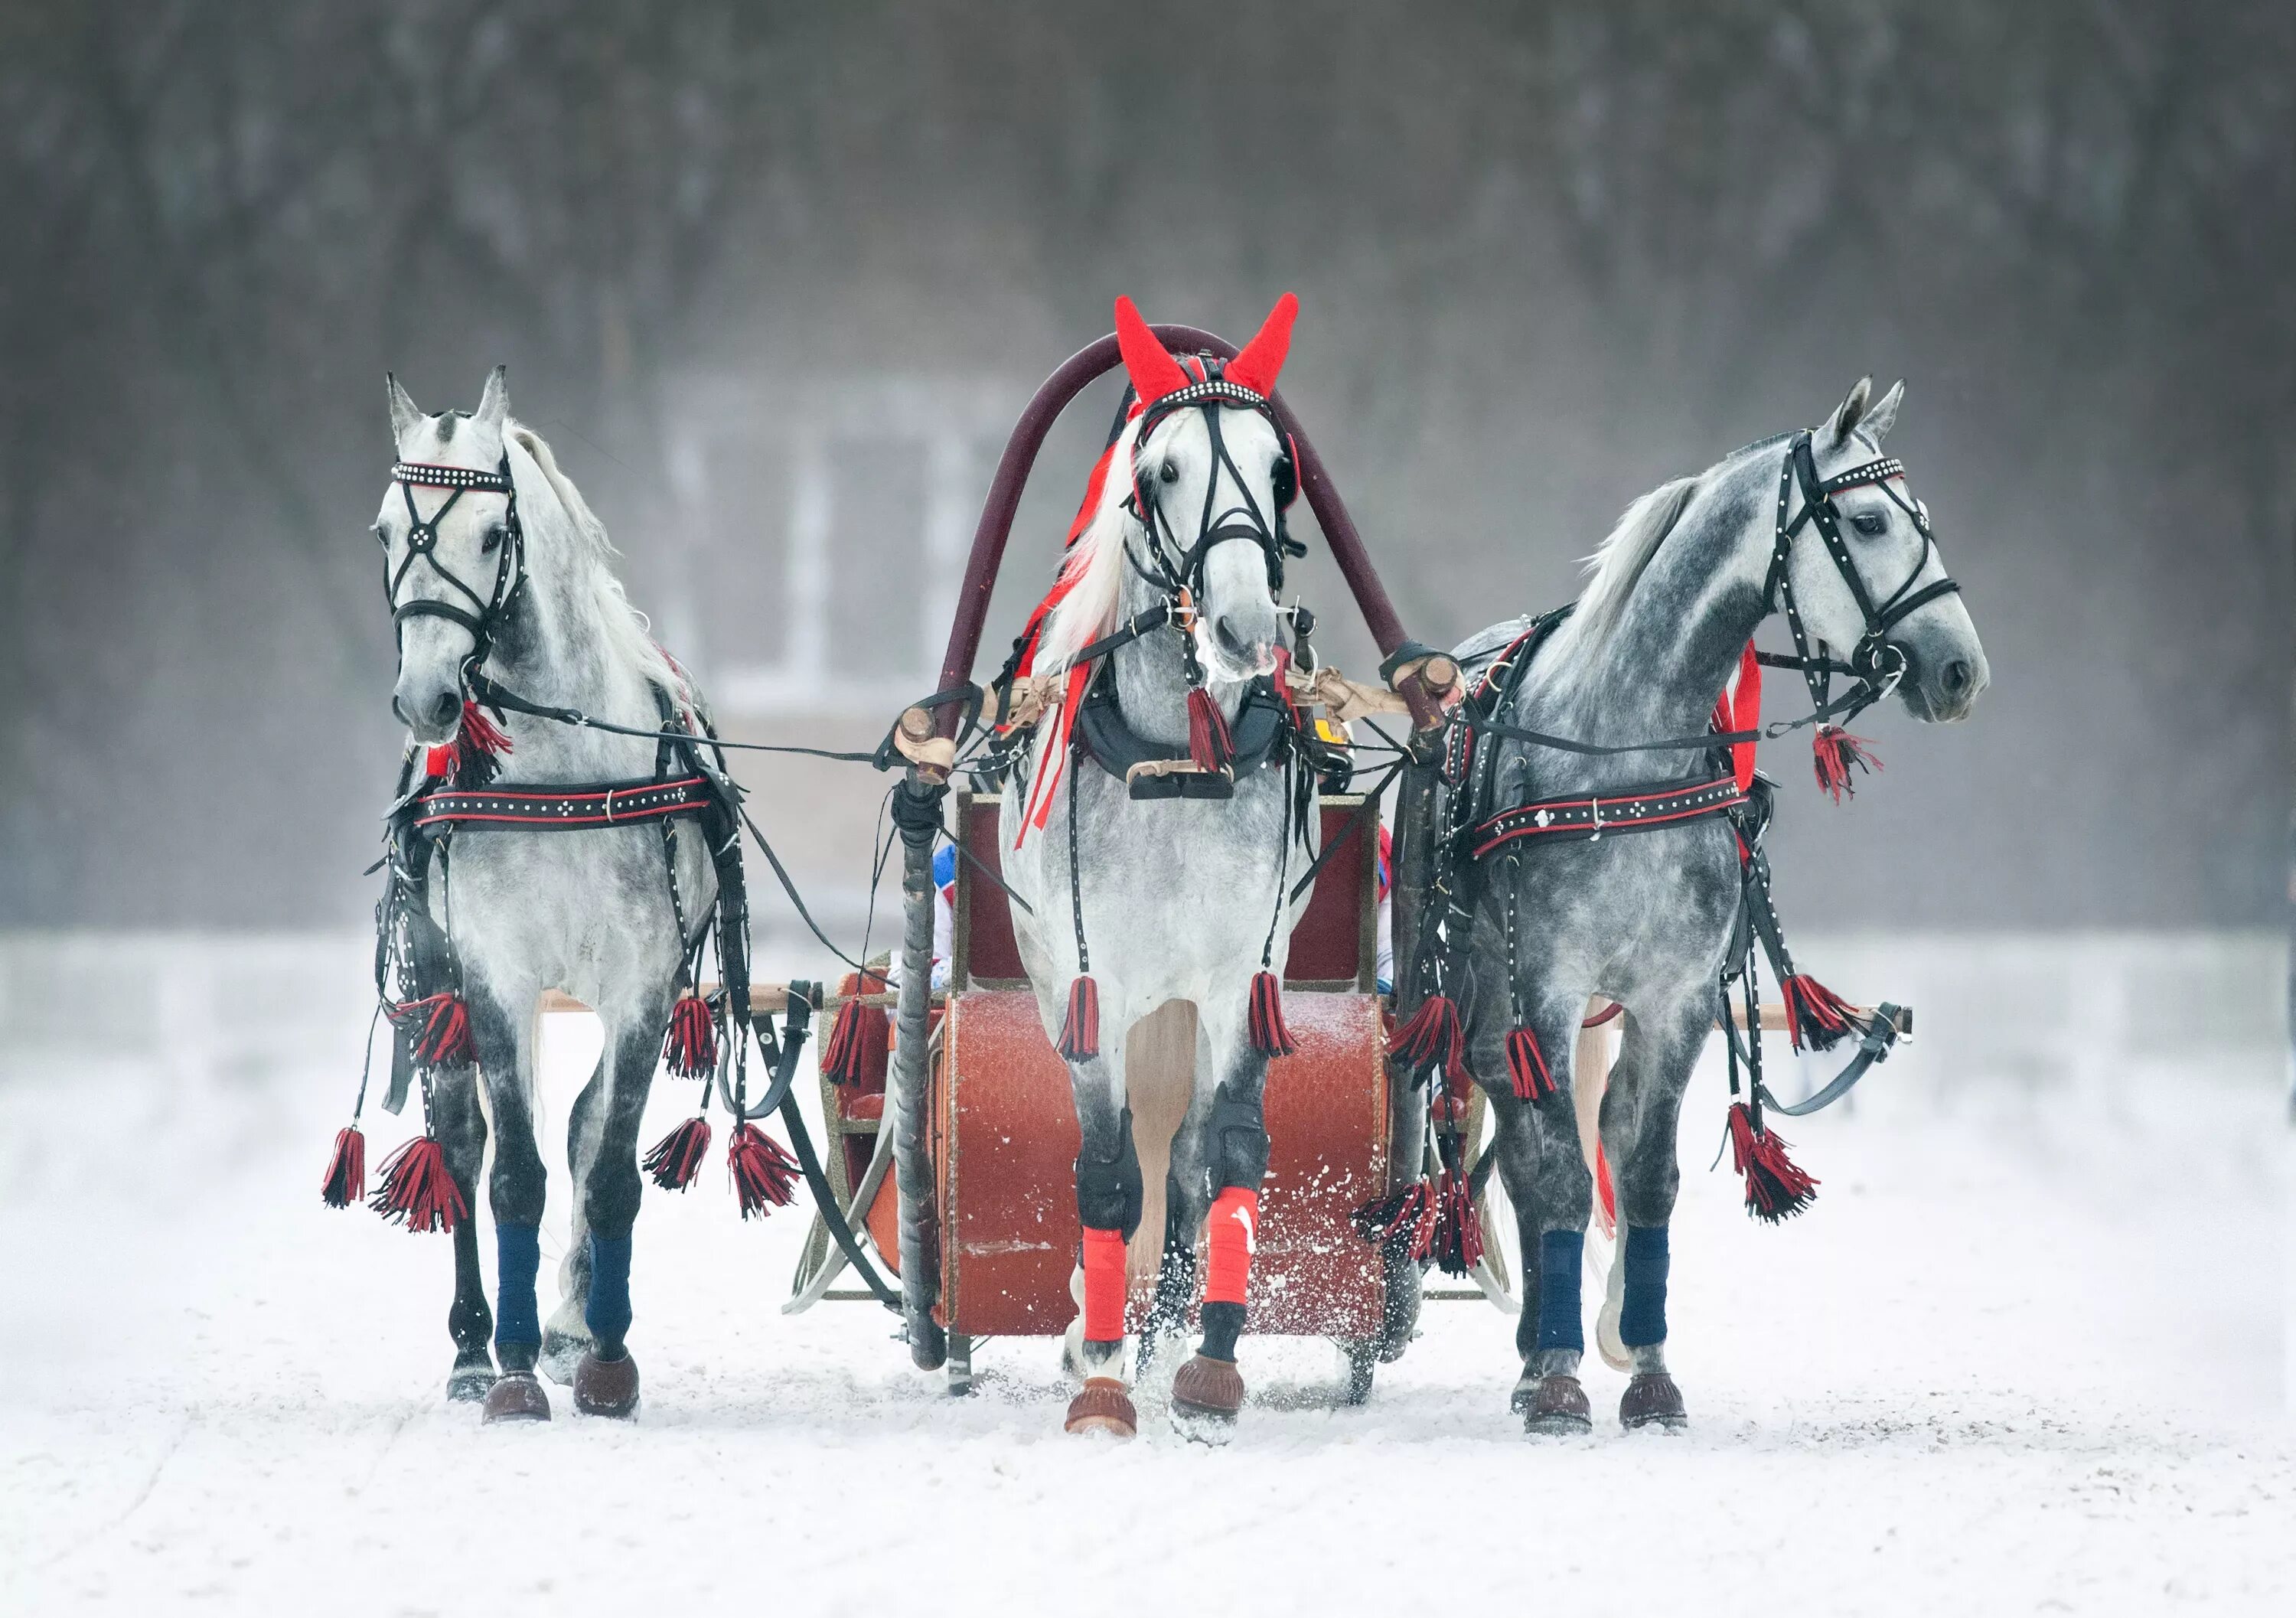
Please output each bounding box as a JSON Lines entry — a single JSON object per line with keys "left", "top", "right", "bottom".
{"left": 1598, "top": 995, "right": 1708, "bottom": 1430}
{"left": 1167, "top": 1003, "right": 1268, "bottom": 1439}
{"left": 1063, "top": 1041, "right": 1141, "bottom": 1436}
{"left": 568, "top": 1011, "right": 661, "bottom": 1419}
{"left": 471, "top": 984, "right": 553, "bottom": 1421}
{"left": 541, "top": 1054, "right": 607, "bottom": 1385}
{"left": 433, "top": 1066, "right": 495, "bottom": 1401}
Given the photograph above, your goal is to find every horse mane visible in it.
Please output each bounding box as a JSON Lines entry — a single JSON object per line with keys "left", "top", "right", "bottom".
{"left": 506, "top": 420, "right": 688, "bottom": 708}
{"left": 1032, "top": 428, "right": 1139, "bottom": 678}
{"left": 1543, "top": 475, "right": 1701, "bottom": 668}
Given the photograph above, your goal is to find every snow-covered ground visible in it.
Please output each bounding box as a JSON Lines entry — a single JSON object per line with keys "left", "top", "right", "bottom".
{"left": 2, "top": 931, "right": 2289, "bottom": 1615}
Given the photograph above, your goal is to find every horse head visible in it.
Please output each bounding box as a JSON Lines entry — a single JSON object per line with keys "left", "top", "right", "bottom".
{"left": 375, "top": 366, "right": 520, "bottom": 744}
{"left": 1114, "top": 295, "right": 1300, "bottom": 682}
{"left": 1784, "top": 378, "right": 1990, "bottom": 723}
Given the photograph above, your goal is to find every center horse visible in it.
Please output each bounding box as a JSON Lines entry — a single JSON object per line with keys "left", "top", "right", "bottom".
{"left": 1000, "top": 295, "right": 1317, "bottom": 1439}
{"left": 1412, "top": 377, "right": 1988, "bottom": 1434}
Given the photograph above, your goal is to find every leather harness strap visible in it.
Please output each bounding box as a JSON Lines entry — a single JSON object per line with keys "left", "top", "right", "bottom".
{"left": 412, "top": 775, "right": 716, "bottom": 832}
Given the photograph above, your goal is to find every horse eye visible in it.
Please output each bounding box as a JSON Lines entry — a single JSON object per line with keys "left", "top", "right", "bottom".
{"left": 371, "top": 523, "right": 390, "bottom": 547}
{"left": 1851, "top": 511, "right": 1887, "bottom": 537}
{"left": 1159, "top": 460, "right": 1179, "bottom": 485}
{"left": 481, "top": 524, "right": 504, "bottom": 553}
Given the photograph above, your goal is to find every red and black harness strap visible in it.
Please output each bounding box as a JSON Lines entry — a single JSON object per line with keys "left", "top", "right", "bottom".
{"left": 1469, "top": 775, "right": 1747, "bottom": 860}
{"left": 411, "top": 775, "right": 717, "bottom": 832}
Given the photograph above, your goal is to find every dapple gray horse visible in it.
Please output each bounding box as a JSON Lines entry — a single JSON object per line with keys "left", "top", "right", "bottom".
{"left": 1450, "top": 379, "right": 1988, "bottom": 1433}
{"left": 1001, "top": 298, "right": 1314, "bottom": 1439}
{"left": 376, "top": 368, "right": 716, "bottom": 1422}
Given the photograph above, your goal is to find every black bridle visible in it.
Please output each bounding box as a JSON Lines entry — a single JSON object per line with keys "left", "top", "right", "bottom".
{"left": 1766, "top": 429, "right": 1962, "bottom": 729}
{"left": 380, "top": 458, "right": 528, "bottom": 673}
{"left": 1120, "top": 369, "right": 1304, "bottom": 690}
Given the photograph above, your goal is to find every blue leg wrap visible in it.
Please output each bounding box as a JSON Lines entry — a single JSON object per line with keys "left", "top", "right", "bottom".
{"left": 1619, "top": 1223, "right": 1670, "bottom": 1347}
{"left": 585, "top": 1231, "right": 633, "bottom": 1351}
{"left": 494, "top": 1222, "right": 542, "bottom": 1350}
{"left": 1536, "top": 1229, "right": 1585, "bottom": 1352}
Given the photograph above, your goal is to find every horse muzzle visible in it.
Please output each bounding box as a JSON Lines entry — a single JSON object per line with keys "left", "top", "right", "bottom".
{"left": 393, "top": 681, "right": 466, "bottom": 745}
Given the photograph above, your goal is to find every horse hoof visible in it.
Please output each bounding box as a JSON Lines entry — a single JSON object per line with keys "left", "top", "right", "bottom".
{"left": 1170, "top": 1354, "right": 1243, "bottom": 1441}
{"left": 445, "top": 1355, "right": 497, "bottom": 1402}
{"left": 573, "top": 1351, "right": 641, "bottom": 1419}
{"left": 1064, "top": 1377, "right": 1138, "bottom": 1438}
{"left": 1620, "top": 1372, "right": 1688, "bottom": 1430}
{"left": 540, "top": 1329, "right": 592, "bottom": 1388}
{"left": 481, "top": 1372, "right": 551, "bottom": 1424}
{"left": 1517, "top": 1374, "right": 1593, "bottom": 1436}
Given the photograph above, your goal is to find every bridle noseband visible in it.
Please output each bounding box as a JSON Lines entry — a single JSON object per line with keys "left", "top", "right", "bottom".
{"left": 1766, "top": 429, "right": 1962, "bottom": 724}
{"left": 382, "top": 457, "right": 527, "bottom": 674}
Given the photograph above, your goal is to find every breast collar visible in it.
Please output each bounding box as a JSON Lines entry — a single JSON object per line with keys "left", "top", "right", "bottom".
{"left": 1074, "top": 661, "right": 1292, "bottom": 793}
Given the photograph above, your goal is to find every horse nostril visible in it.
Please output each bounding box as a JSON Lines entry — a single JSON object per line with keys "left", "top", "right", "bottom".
{"left": 1215, "top": 615, "right": 1250, "bottom": 660}
{"left": 1941, "top": 659, "right": 1971, "bottom": 696}
{"left": 429, "top": 690, "right": 461, "bottom": 727}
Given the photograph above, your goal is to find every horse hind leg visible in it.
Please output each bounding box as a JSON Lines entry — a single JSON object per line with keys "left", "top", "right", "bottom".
{"left": 540, "top": 1053, "right": 607, "bottom": 1385}
{"left": 433, "top": 1067, "right": 495, "bottom": 1401}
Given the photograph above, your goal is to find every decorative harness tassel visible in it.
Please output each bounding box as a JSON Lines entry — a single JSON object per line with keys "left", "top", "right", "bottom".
{"left": 390, "top": 992, "right": 474, "bottom": 1068}
{"left": 321, "top": 1125, "right": 366, "bottom": 1209}
{"left": 425, "top": 700, "right": 511, "bottom": 788}
{"left": 1725, "top": 1101, "right": 1818, "bottom": 1222}
{"left": 728, "top": 1122, "right": 799, "bottom": 1217}
{"left": 1388, "top": 991, "right": 1466, "bottom": 1077}
{"left": 1247, "top": 969, "right": 1294, "bottom": 1058}
{"left": 643, "top": 1114, "right": 712, "bottom": 1192}
{"left": 662, "top": 993, "right": 718, "bottom": 1079}
{"left": 1058, "top": 975, "right": 1102, "bottom": 1061}
{"left": 368, "top": 1134, "right": 467, "bottom": 1233}
{"left": 1186, "top": 685, "right": 1234, "bottom": 773}
{"left": 1505, "top": 1026, "right": 1555, "bottom": 1101}
{"left": 820, "top": 974, "right": 889, "bottom": 1086}
{"left": 1810, "top": 725, "right": 1881, "bottom": 803}
{"left": 1780, "top": 973, "right": 1864, "bottom": 1052}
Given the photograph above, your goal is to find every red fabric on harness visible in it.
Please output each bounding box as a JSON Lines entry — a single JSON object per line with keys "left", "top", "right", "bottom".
{"left": 1711, "top": 641, "right": 1761, "bottom": 794}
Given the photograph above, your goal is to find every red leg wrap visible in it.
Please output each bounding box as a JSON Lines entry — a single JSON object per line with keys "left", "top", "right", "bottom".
{"left": 1080, "top": 1225, "right": 1127, "bottom": 1342}
{"left": 1204, "top": 1187, "right": 1259, "bottom": 1306}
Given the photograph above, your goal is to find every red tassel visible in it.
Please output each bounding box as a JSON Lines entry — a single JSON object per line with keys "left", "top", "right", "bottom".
{"left": 1057, "top": 974, "right": 1101, "bottom": 1061}
{"left": 1779, "top": 974, "right": 1865, "bottom": 1052}
{"left": 1352, "top": 1181, "right": 1437, "bottom": 1258}
{"left": 643, "top": 1115, "right": 711, "bottom": 1192}
{"left": 1810, "top": 724, "right": 1881, "bottom": 804}
{"left": 1388, "top": 993, "right": 1467, "bottom": 1077}
{"left": 1428, "top": 1166, "right": 1485, "bottom": 1277}
{"left": 1505, "top": 1026, "right": 1555, "bottom": 1100}
{"left": 727, "top": 1122, "right": 799, "bottom": 1219}
{"left": 1725, "top": 1102, "right": 1818, "bottom": 1222}
{"left": 321, "top": 1125, "right": 366, "bottom": 1209}
{"left": 1186, "top": 686, "right": 1233, "bottom": 773}
{"left": 390, "top": 993, "right": 474, "bottom": 1067}
{"left": 661, "top": 994, "right": 718, "bottom": 1079}
{"left": 1247, "top": 970, "right": 1295, "bottom": 1057}
{"left": 369, "top": 1135, "right": 467, "bottom": 1233}
{"left": 425, "top": 700, "right": 512, "bottom": 786}
{"left": 820, "top": 997, "right": 888, "bottom": 1086}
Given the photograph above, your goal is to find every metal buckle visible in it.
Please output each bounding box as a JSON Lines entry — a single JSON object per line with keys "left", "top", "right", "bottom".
{"left": 1170, "top": 586, "right": 1197, "bottom": 634}
{"left": 602, "top": 788, "right": 618, "bottom": 824}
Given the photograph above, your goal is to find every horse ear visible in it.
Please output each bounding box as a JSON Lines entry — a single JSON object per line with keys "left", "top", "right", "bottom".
{"left": 1861, "top": 380, "right": 1904, "bottom": 444}
{"left": 475, "top": 364, "right": 509, "bottom": 431}
{"left": 1114, "top": 297, "right": 1189, "bottom": 406}
{"left": 1225, "top": 292, "right": 1298, "bottom": 396}
{"left": 387, "top": 373, "right": 422, "bottom": 442}
{"left": 1825, "top": 377, "right": 1874, "bottom": 445}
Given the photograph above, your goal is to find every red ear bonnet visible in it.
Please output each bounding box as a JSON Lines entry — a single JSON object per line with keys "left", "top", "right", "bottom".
{"left": 1114, "top": 296, "right": 1190, "bottom": 406}
{"left": 1224, "top": 292, "right": 1298, "bottom": 397}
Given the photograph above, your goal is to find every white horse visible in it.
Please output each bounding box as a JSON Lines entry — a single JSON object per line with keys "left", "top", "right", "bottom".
{"left": 370, "top": 368, "right": 727, "bottom": 1421}
{"left": 1000, "top": 296, "right": 1316, "bottom": 1438}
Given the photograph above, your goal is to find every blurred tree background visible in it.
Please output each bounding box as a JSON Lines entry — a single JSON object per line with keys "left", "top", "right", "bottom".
{"left": 0, "top": 0, "right": 2288, "bottom": 930}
